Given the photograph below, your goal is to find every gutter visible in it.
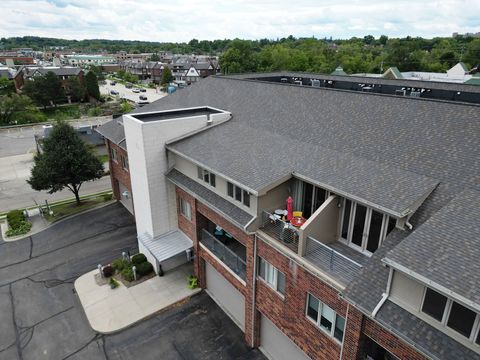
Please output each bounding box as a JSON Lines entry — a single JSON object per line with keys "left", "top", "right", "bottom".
{"left": 251, "top": 234, "right": 258, "bottom": 347}
{"left": 372, "top": 267, "right": 393, "bottom": 318}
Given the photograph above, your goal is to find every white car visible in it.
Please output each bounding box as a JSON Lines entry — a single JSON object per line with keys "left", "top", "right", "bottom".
{"left": 132, "top": 88, "right": 140, "bottom": 93}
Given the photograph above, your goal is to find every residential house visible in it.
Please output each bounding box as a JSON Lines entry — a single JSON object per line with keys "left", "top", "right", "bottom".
{"left": 13, "top": 66, "right": 85, "bottom": 94}
{"left": 96, "top": 73, "right": 480, "bottom": 360}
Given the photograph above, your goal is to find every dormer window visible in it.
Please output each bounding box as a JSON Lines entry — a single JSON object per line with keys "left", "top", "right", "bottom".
{"left": 197, "top": 166, "right": 216, "bottom": 187}
{"left": 421, "top": 287, "right": 480, "bottom": 343}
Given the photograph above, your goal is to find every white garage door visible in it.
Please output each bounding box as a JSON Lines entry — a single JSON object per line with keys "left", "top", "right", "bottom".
{"left": 119, "top": 182, "right": 134, "bottom": 214}
{"left": 206, "top": 262, "right": 245, "bottom": 331}
{"left": 260, "top": 315, "right": 311, "bottom": 360}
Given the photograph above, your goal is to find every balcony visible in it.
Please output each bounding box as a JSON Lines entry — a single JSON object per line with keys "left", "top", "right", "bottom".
{"left": 200, "top": 229, "right": 247, "bottom": 281}
{"left": 260, "top": 211, "right": 300, "bottom": 253}
{"left": 304, "top": 236, "right": 364, "bottom": 285}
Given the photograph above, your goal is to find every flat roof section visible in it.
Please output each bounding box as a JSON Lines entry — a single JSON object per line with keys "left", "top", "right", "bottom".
{"left": 131, "top": 106, "right": 222, "bottom": 123}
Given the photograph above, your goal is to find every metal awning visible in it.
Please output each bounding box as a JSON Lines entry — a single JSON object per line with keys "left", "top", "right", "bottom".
{"left": 138, "top": 230, "right": 193, "bottom": 263}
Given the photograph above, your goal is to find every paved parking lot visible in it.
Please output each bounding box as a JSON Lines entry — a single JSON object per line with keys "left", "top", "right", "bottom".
{"left": 100, "top": 82, "right": 167, "bottom": 104}
{"left": 0, "top": 203, "right": 265, "bottom": 360}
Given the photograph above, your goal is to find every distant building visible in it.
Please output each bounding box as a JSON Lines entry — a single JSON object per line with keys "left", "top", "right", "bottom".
{"left": 63, "top": 54, "right": 116, "bottom": 67}
{"left": 13, "top": 66, "right": 84, "bottom": 94}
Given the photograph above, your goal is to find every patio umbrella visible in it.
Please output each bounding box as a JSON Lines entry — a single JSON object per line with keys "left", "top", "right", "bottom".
{"left": 286, "top": 196, "right": 293, "bottom": 221}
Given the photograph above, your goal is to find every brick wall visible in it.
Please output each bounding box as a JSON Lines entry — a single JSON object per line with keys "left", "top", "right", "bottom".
{"left": 255, "top": 238, "right": 345, "bottom": 360}
{"left": 106, "top": 140, "right": 131, "bottom": 200}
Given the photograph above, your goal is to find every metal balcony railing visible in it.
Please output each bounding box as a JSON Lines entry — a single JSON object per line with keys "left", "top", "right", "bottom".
{"left": 305, "top": 236, "right": 363, "bottom": 285}
{"left": 260, "top": 211, "right": 300, "bottom": 252}
{"left": 200, "top": 229, "right": 246, "bottom": 281}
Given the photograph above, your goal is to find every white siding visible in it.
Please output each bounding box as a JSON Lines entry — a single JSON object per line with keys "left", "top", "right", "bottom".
{"left": 389, "top": 270, "right": 425, "bottom": 312}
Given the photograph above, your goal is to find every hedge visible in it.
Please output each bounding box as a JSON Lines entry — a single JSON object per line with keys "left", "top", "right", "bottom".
{"left": 131, "top": 253, "right": 147, "bottom": 265}
{"left": 136, "top": 261, "right": 153, "bottom": 276}
{"left": 6, "top": 209, "right": 31, "bottom": 237}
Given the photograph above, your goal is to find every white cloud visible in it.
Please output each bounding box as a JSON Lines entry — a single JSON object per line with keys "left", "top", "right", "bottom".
{"left": 0, "top": 0, "right": 479, "bottom": 42}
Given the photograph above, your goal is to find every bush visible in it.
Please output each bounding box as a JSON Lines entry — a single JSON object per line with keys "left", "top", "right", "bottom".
{"left": 136, "top": 261, "right": 153, "bottom": 276}
{"left": 102, "top": 264, "right": 114, "bottom": 277}
{"left": 88, "top": 106, "right": 102, "bottom": 117}
{"left": 112, "top": 258, "right": 129, "bottom": 271}
{"left": 121, "top": 267, "right": 135, "bottom": 282}
{"left": 131, "top": 253, "right": 147, "bottom": 265}
{"left": 6, "top": 209, "right": 32, "bottom": 237}
{"left": 102, "top": 193, "right": 113, "bottom": 201}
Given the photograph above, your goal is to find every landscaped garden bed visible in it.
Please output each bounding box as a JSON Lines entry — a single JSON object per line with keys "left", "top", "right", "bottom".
{"left": 98, "top": 253, "right": 155, "bottom": 289}
{"left": 5, "top": 209, "right": 32, "bottom": 237}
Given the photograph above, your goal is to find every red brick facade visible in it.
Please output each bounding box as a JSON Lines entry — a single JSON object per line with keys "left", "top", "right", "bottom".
{"left": 106, "top": 140, "right": 132, "bottom": 206}
{"left": 174, "top": 185, "right": 429, "bottom": 360}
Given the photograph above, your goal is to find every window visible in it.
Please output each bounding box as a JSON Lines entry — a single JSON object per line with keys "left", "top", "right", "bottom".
{"left": 258, "top": 258, "right": 285, "bottom": 296}
{"left": 340, "top": 199, "right": 396, "bottom": 254}
{"left": 121, "top": 155, "right": 129, "bottom": 171}
{"left": 421, "top": 286, "right": 480, "bottom": 344}
{"left": 179, "top": 197, "right": 191, "bottom": 221}
{"left": 227, "top": 182, "right": 251, "bottom": 208}
{"left": 447, "top": 302, "right": 476, "bottom": 338}
{"left": 306, "top": 293, "right": 345, "bottom": 343}
{"left": 110, "top": 147, "right": 118, "bottom": 162}
{"left": 422, "top": 288, "right": 448, "bottom": 322}
{"left": 197, "top": 166, "right": 216, "bottom": 187}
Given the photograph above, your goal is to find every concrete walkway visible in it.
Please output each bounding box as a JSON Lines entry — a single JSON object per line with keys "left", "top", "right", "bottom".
{"left": 75, "top": 262, "right": 201, "bottom": 334}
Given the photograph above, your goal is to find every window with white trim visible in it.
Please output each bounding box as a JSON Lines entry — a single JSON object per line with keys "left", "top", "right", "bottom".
{"left": 110, "top": 147, "right": 118, "bottom": 162}
{"left": 227, "top": 181, "right": 250, "bottom": 207}
{"left": 120, "top": 155, "right": 129, "bottom": 171}
{"left": 258, "top": 257, "right": 285, "bottom": 295}
{"left": 179, "top": 197, "right": 192, "bottom": 221}
{"left": 197, "top": 166, "right": 216, "bottom": 187}
{"left": 306, "top": 293, "right": 345, "bottom": 343}
{"left": 339, "top": 198, "right": 396, "bottom": 254}
{"left": 421, "top": 287, "right": 480, "bottom": 344}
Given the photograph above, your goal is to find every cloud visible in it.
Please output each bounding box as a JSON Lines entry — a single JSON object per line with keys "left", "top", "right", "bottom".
{"left": 0, "top": 0, "right": 479, "bottom": 42}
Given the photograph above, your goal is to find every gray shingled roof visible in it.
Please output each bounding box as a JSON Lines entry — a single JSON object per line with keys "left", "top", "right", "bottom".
{"left": 166, "top": 169, "right": 254, "bottom": 230}
{"left": 376, "top": 300, "right": 480, "bottom": 360}
{"left": 36, "top": 67, "right": 82, "bottom": 76}
{"left": 384, "top": 189, "right": 480, "bottom": 306}
{"left": 95, "top": 118, "right": 126, "bottom": 150}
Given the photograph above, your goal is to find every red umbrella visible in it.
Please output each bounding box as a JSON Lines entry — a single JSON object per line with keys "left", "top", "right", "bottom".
{"left": 286, "top": 196, "right": 293, "bottom": 221}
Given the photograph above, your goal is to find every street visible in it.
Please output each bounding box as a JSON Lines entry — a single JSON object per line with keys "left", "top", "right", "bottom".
{"left": 0, "top": 204, "right": 265, "bottom": 360}
{"left": 100, "top": 82, "right": 167, "bottom": 104}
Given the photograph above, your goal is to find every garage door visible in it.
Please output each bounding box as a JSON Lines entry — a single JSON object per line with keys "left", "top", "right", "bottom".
{"left": 119, "top": 182, "right": 134, "bottom": 214}
{"left": 205, "top": 262, "right": 245, "bottom": 331}
{"left": 260, "top": 315, "right": 311, "bottom": 360}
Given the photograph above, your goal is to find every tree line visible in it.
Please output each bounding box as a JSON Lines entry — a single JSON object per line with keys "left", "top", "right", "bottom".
{"left": 1, "top": 35, "right": 479, "bottom": 74}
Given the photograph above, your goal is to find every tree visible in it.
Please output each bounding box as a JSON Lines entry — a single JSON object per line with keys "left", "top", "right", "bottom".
{"left": 43, "top": 71, "right": 65, "bottom": 106}
{"left": 149, "top": 53, "right": 160, "bottom": 61}
{"left": 85, "top": 71, "right": 100, "bottom": 100}
{"left": 67, "top": 77, "right": 87, "bottom": 102}
{"left": 22, "top": 78, "right": 50, "bottom": 108}
{"left": 27, "top": 121, "right": 104, "bottom": 205}
{"left": 161, "top": 67, "right": 173, "bottom": 85}
{"left": 0, "top": 77, "right": 15, "bottom": 95}
{"left": 0, "top": 93, "right": 37, "bottom": 125}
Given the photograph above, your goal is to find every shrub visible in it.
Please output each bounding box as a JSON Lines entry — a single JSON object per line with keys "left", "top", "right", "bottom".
{"left": 102, "top": 193, "right": 113, "bottom": 201}
{"left": 131, "top": 253, "right": 147, "bottom": 265}
{"left": 121, "top": 267, "right": 135, "bottom": 282}
{"left": 88, "top": 106, "right": 102, "bottom": 117}
{"left": 136, "top": 261, "right": 153, "bottom": 276}
{"left": 102, "top": 264, "right": 114, "bottom": 277}
{"left": 7, "top": 210, "right": 25, "bottom": 229}
{"left": 112, "top": 258, "right": 129, "bottom": 271}
{"left": 109, "top": 277, "right": 120, "bottom": 289}
{"left": 6, "top": 222, "right": 32, "bottom": 237}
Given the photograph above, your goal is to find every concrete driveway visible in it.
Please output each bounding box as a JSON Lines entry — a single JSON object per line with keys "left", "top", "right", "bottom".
{"left": 0, "top": 203, "right": 265, "bottom": 360}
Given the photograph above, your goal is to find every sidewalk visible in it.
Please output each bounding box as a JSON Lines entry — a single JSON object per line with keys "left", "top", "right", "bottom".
{"left": 75, "top": 262, "right": 201, "bottom": 334}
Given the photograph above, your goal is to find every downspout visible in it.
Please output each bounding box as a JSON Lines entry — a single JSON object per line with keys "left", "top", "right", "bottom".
{"left": 372, "top": 267, "right": 394, "bottom": 318}
{"left": 251, "top": 234, "right": 258, "bottom": 348}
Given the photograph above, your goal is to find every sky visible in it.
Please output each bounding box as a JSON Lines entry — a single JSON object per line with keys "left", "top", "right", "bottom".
{"left": 1, "top": 0, "right": 479, "bottom": 42}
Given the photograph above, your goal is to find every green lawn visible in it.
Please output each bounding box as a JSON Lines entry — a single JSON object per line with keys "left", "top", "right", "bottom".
{"left": 44, "top": 195, "right": 111, "bottom": 222}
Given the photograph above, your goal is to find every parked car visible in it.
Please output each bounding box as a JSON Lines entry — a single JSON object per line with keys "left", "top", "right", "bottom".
{"left": 110, "top": 81, "right": 116, "bottom": 85}
{"left": 137, "top": 100, "right": 150, "bottom": 107}
{"left": 139, "top": 95, "right": 148, "bottom": 101}
{"left": 125, "top": 83, "right": 133, "bottom": 89}
{"left": 140, "top": 88, "right": 147, "bottom": 92}
{"left": 110, "top": 90, "right": 119, "bottom": 95}
{"left": 132, "top": 88, "right": 140, "bottom": 93}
